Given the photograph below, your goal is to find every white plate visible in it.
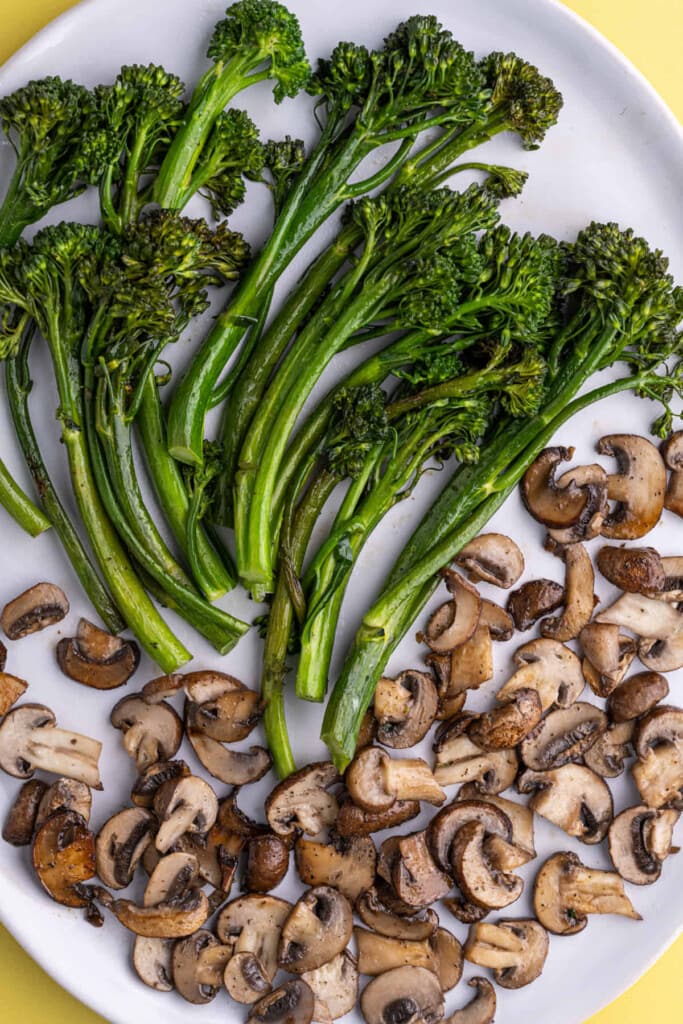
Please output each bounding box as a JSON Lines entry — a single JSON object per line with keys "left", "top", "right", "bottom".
{"left": 1, "top": 1, "right": 683, "bottom": 1022}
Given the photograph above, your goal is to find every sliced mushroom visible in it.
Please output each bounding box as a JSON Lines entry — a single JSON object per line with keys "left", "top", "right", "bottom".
{"left": 595, "top": 590, "right": 683, "bottom": 638}
{"left": 185, "top": 674, "right": 262, "bottom": 743}
{"left": 584, "top": 721, "right": 635, "bottom": 778}
{"left": 1, "top": 582, "right": 69, "bottom": 640}
{"left": 133, "top": 936, "right": 176, "bottom": 992}
{"left": 419, "top": 572, "right": 481, "bottom": 654}
{"left": 451, "top": 821, "right": 523, "bottom": 911}
{"left": 580, "top": 623, "right": 637, "bottom": 696}
{"left": 608, "top": 671, "right": 669, "bottom": 722}
{"left": 143, "top": 850, "right": 201, "bottom": 906}
{"left": 446, "top": 624, "right": 494, "bottom": 700}
{"left": 107, "top": 886, "right": 210, "bottom": 937}
{"left": 661, "top": 432, "right": 683, "bottom": 517}
{"left": 246, "top": 833, "right": 291, "bottom": 893}
{"left": 32, "top": 809, "right": 95, "bottom": 907}
{"left": 218, "top": 893, "right": 292, "bottom": 1003}
{"left": 464, "top": 919, "right": 549, "bottom": 989}
{"left": 354, "top": 927, "right": 438, "bottom": 976}
{"left": 0, "top": 703, "right": 102, "bottom": 787}
{"left": 506, "top": 579, "right": 565, "bottom": 633}
{"left": 596, "top": 546, "right": 665, "bottom": 593}
{"left": 187, "top": 729, "right": 272, "bottom": 786}
{"left": 427, "top": 798, "right": 512, "bottom": 875}
{"left": 57, "top": 619, "right": 139, "bottom": 689}
{"left": 0, "top": 639, "right": 5, "bottom": 671}
{"left": 520, "top": 447, "right": 590, "bottom": 528}
{"left": 518, "top": 764, "right": 613, "bottom": 844}
{"left": 433, "top": 717, "right": 518, "bottom": 791}
{"left": 357, "top": 711, "right": 378, "bottom": 750}
{"left": 426, "top": 652, "right": 468, "bottom": 721}
{"left": 520, "top": 702, "right": 607, "bottom": 771}
{"left": 224, "top": 952, "right": 274, "bottom": 1005}
{"left": 360, "top": 966, "right": 444, "bottom": 1024}
{"left": 549, "top": 464, "right": 609, "bottom": 543}
{"left": 598, "top": 434, "right": 666, "bottom": 539}
{"left": 541, "top": 542, "right": 595, "bottom": 642}
{"left": 171, "top": 929, "right": 232, "bottom": 1004}
{"left": 373, "top": 671, "right": 438, "bottom": 749}
{"left": 632, "top": 705, "right": 683, "bottom": 807}
{"left": 638, "top": 632, "right": 683, "bottom": 672}
{"left": 0, "top": 673, "right": 28, "bottom": 718}
{"left": 533, "top": 851, "right": 640, "bottom": 935}
{"left": 335, "top": 795, "right": 420, "bottom": 838}
{"left": 454, "top": 534, "right": 524, "bottom": 589}
{"left": 301, "top": 949, "right": 358, "bottom": 1022}
{"left": 154, "top": 775, "right": 218, "bottom": 853}
{"left": 648, "top": 556, "right": 683, "bottom": 601}
{"left": 96, "top": 807, "right": 155, "bottom": 889}
{"left": 467, "top": 689, "right": 542, "bottom": 751}
{"left": 110, "top": 694, "right": 182, "bottom": 770}
{"left": 355, "top": 888, "right": 438, "bottom": 940}
{"left": 497, "top": 638, "right": 584, "bottom": 712}
{"left": 479, "top": 599, "right": 514, "bottom": 641}
{"left": 346, "top": 747, "right": 445, "bottom": 812}
{"left": 608, "top": 804, "right": 680, "bottom": 885}
{"left": 445, "top": 978, "right": 496, "bottom": 1024}
{"left": 249, "top": 980, "right": 315, "bottom": 1024}
{"left": 141, "top": 673, "right": 184, "bottom": 703}
{"left": 433, "top": 927, "right": 463, "bottom": 992}
{"left": 295, "top": 833, "right": 376, "bottom": 902}
{"left": 389, "top": 830, "right": 451, "bottom": 907}
{"left": 2, "top": 778, "right": 47, "bottom": 845}
{"left": 456, "top": 789, "right": 537, "bottom": 869}
{"left": 279, "top": 886, "right": 353, "bottom": 974}
{"left": 131, "top": 759, "right": 190, "bottom": 807}
{"left": 266, "top": 762, "right": 341, "bottom": 837}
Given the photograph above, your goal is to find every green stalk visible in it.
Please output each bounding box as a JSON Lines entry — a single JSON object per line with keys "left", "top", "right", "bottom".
{"left": 0, "top": 160, "right": 35, "bottom": 249}
{"left": 0, "top": 448, "right": 51, "bottom": 538}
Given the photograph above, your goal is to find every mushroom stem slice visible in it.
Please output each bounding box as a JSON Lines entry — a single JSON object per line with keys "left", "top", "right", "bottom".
{"left": 464, "top": 921, "right": 523, "bottom": 967}
{"left": 382, "top": 757, "right": 445, "bottom": 806}
{"left": 444, "top": 978, "right": 496, "bottom": 1024}
{"left": 540, "top": 542, "right": 595, "bottom": 642}
{"left": 595, "top": 592, "right": 683, "bottom": 639}
{"left": 354, "top": 928, "right": 438, "bottom": 976}
{"left": 433, "top": 731, "right": 518, "bottom": 792}
{"left": 464, "top": 919, "right": 549, "bottom": 990}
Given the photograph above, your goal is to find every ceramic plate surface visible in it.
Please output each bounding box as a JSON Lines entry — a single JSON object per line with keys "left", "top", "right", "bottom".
{"left": 0, "top": 1, "right": 682, "bottom": 1022}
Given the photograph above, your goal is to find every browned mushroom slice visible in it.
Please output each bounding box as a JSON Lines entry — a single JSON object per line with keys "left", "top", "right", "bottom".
{"left": 2, "top": 778, "right": 47, "bottom": 845}
{"left": 32, "top": 809, "right": 95, "bottom": 907}
{"left": 506, "top": 579, "right": 565, "bottom": 633}
{"left": 497, "top": 637, "right": 584, "bottom": 712}
{"left": 454, "top": 534, "right": 524, "bottom": 589}
{"left": 56, "top": 619, "right": 139, "bottom": 690}
{"left": 464, "top": 919, "right": 549, "bottom": 990}
{"left": 131, "top": 759, "right": 190, "bottom": 807}
{"left": 133, "top": 936, "right": 176, "bottom": 992}
{"left": 279, "top": 886, "right": 353, "bottom": 974}
{"left": 354, "top": 927, "right": 439, "bottom": 976}
{"left": 540, "top": 542, "right": 595, "bottom": 642}
{"left": 518, "top": 764, "right": 613, "bottom": 844}
{"left": 249, "top": 980, "right": 315, "bottom": 1024}
{"left": 638, "top": 632, "right": 683, "bottom": 672}
{"left": 479, "top": 599, "right": 514, "bottom": 641}
{"left": 456, "top": 789, "right": 536, "bottom": 869}
{"left": 172, "top": 929, "right": 232, "bottom": 1004}
{"left": 295, "top": 833, "right": 376, "bottom": 902}
{"left": 520, "top": 702, "right": 607, "bottom": 771}
{"left": 266, "top": 762, "right": 341, "bottom": 837}
{"left": 110, "top": 694, "right": 182, "bottom": 770}
{"left": 1, "top": 582, "right": 69, "bottom": 640}
{"left": 427, "top": 798, "right": 512, "bottom": 874}
{"left": 533, "top": 851, "right": 640, "bottom": 935}
{"left": 649, "top": 556, "right": 683, "bottom": 601}
{"left": 0, "top": 640, "right": 5, "bottom": 671}
{"left": 549, "top": 464, "right": 609, "bottom": 544}
{"left": 596, "top": 546, "right": 665, "bottom": 593}
{"left": 584, "top": 720, "right": 635, "bottom": 778}
{"left": 451, "top": 821, "right": 523, "bottom": 911}
{"left": 246, "top": 833, "right": 291, "bottom": 893}
{"left": 390, "top": 830, "right": 451, "bottom": 907}
{"left": 108, "top": 886, "right": 210, "bottom": 937}
{"left": 419, "top": 571, "right": 481, "bottom": 653}
{"left": 335, "top": 795, "right": 420, "bottom": 838}
{"left": 661, "top": 432, "right": 683, "bottom": 517}
{"left": 0, "top": 673, "right": 28, "bottom": 718}
{"left": 218, "top": 894, "right": 291, "bottom": 1003}
{"left": 140, "top": 673, "right": 184, "bottom": 703}
{"left": 373, "top": 670, "right": 438, "bottom": 749}
{"left": 608, "top": 804, "right": 680, "bottom": 885}
{"left": 357, "top": 711, "right": 377, "bottom": 749}
{"left": 598, "top": 434, "right": 666, "bottom": 539}
{"left": 153, "top": 775, "right": 218, "bottom": 853}
{"left": 35, "top": 778, "right": 92, "bottom": 831}
{"left": 346, "top": 747, "right": 445, "bottom": 812}
{"left": 595, "top": 591, "right": 683, "bottom": 639}
{"left": 185, "top": 676, "right": 262, "bottom": 743}
{"left": 608, "top": 671, "right": 669, "bottom": 722}
{"left": 580, "top": 623, "right": 637, "bottom": 697}
{"left": 355, "top": 888, "right": 438, "bottom": 941}
{"left": 301, "top": 949, "right": 358, "bottom": 1022}
{"left": 143, "top": 850, "right": 201, "bottom": 905}
{"left": 0, "top": 704, "right": 102, "bottom": 788}
{"left": 425, "top": 652, "right": 468, "bottom": 721}
{"left": 445, "top": 978, "right": 496, "bottom": 1024}
{"left": 632, "top": 705, "right": 683, "bottom": 807}
{"left": 433, "top": 927, "right": 463, "bottom": 992}
{"left": 360, "top": 966, "right": 444, "bottom": 1024}
{"left": 520, "top": 447, "right": 589, "bottom": 528}
{"left": 433, "top": 715, "right": 519, "bottom": 792}
{"left": 468, "top": 689, "right": 542, "bottom": 751}
{"left": 187, "top": 730, "right": 272, "bottom": 786}
{"left": 447, "top": 625, "right": 494, "bottom": 696}
{"left": 96, "top": 807, "right": 155, "bottom": 889}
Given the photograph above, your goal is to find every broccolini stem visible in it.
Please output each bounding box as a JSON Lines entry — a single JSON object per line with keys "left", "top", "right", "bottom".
{"left": 0, "top": 160, "right": 35, "bottom": 249}
{"left": 0, "top": 432, "right": 52, "bottom": 539}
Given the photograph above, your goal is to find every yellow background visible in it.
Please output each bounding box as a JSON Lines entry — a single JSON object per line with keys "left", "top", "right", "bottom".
{"left": 0, "top": 0, "right": 681, "bottom": 1020}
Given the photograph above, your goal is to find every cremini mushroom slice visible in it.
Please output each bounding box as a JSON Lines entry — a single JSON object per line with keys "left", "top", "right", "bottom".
{"left": 427, "top": 798, "right": 512, "bottom": 875}
{"left": 420, "top": 571, "right": 481, "bottom": 654}
{"left": 661, "top": 432, "right": 683, "bottom": 517}
{"left": 246, "top": 833, "right": 291, "bottom": 892}
{"left": 357, "top": 711, "right": 378, "bottom": 750}
{"left": 295, "top": 833, "right": 376, "bottom": 902}
{"left": 0, "top": 673, "right": 28, "bottom": 717}
{"left": 131, "top": 850, "right": 202, "bottom": 984}
{"left": 279, "top": 885, "right": 353, "bottom": 974}
{"left": 1, "top": 582, "right": 69, "bottom": 640}
{"left": 433, "top": 715, "right": 518, "bottom": 792}
{"left": 549, "top": 464, "right": 609, "bottom": 544}
{"left": 519, "top": 702, "right": 607, "bottom": 771}
{"left": 468, "top": 689, "right": 542, "bottom": 751}
{"left": 184, "top": 673, "right": 262, "bottom": 743}
{"left": 632, "top": 705, "right": 683, "bottom": 807}
{"left": 0, "top": 639, "right": 5, "bottom": 670}
{"left": 373, "top": 670, "right": 438, "bottom": 749}
{"left": 32, "top": 809, "right": 96, "bottom": 907}
{"left": 433, "top": 927, "right": 464, "bottom": 992}
{"left": 2, "top": 778, "right": 47, "bottom": 845}
{"left": 533, "top": 851, "right": 640, "bottom": 935}
{"left": 248, "top": 980, "right": 315, "bottom": 1024}
{"left": 479, "top": 599, "right": 514, "bottom": 641}
{"left": 448, "top": 624, "right": 494, "bottom": 700}
{"left": 360, "top": 965, "right": 444, "bottom": 1024}
{"left": 595, "top": 590, "right": 683, "bottom": 638}
{"left": 454, "top": 533, "right": 524, "bottom": 589}
{"left": 266, "top": 762, "right": 341, "bottom": 837}
{"left": 141, "top": 674, "right": 184, "bottom": 703}
{"left": 496, "top": 637, "right": 584, "bottom": 712}
{"left": 131, "top": 759, "right": 190, "bottom": 807}
{"left": 346, "top": 747, "right": 445, "bottom": 812}
{"left": 224, "top": 952, "right": 273, "bottom": 1006}
{"left": 301, "top": 949, "right": 358, "bottom": 1022}
{"left": 607, "top": 671, "right": 669, "bottom": 722}
{"left": 648, "top": 556, "right": 683, "bottom": 601}
{"left": 450, "top": 821, "right": 524, "bottom": 911}
{"left": 172, "top": 929, "right": 232, "bottom": 1004}
{"left": 354, "top": 927, "right": 439, "bottom": 976}
{"left": 335, "top": 795, "right": 420, "bottom": 837}
{"left": 608, "top": 805, "right": 680, "bottom": 885}
{"left": 425, "top": 652, "right": 468, "bottom": 721}
{"left": 464, "top": 919, "right": 549, "bottom": 989}
{"left": 580, "top": 623, "right": 637, "bottom": 696}
{"left": 107, "top": 885, "right": 210, "bottom": 937}
{"left": 143, "top": 850, "right": 201, "bottom": 905}
{"left": 35, "top": 777, "right": 92, "bottom": 831}
{"left": 540, "top": 541, "right": 595, "bottom": 642}
{"left": 56, "top": 619, "right": 140, "bottom": 690}
{"left": 217, "top": 893, "right": 292, "bottom": 1003}
{"left": 0, "top": 703, "right": 102, "bottom": 788}
{"left": 389, "top": 830, "right": 451, "bottom": 907}
{"left": 584, "top": 721, "right": 635, "bottom": 778}
{"left": 598, "top": 434, "right": 666, "bottom": 539}
{"left": 456, "top": 788, "right": 537, "bottom": 869}
{"left": 638, "top": 632, "right": 683, "bottom": 673}
{"left": 95, "top": 807, "right": 155, "bottom": 889}
{"left": 506, "top": 579, "right": 565, "bottom": 632}
{"left": 518, "top": 764, "right": 613, "bottom": 844}
{"left": 110, "top": 694, "right": 182, "bottom": 770}
{"left": 355, "top": 887, "right": 438, "bottom": 941}
{"left": 187, "top": 729, "right": 272, "bottom": 786}
{"left": 445, "top": 977, "right": 496, "bottom": 1024}
{"left": 153, "top": 775, "right": 219, "bottom": 853}
{"left": 206, "top": 786, "right": 269, "bottom": 891}
{"left": 132, "top": 936, "right": 175, "bottom": 992}
{"left": 520, "top": 447, "right": 590, "bottom": 528}
{"left": 596, "top": 546, "right": 666, "bottom": 593}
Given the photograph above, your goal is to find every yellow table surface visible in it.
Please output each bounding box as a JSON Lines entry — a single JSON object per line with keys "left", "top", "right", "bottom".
{"left": 0, "top": 0, "right": 682, "bottom": 1021}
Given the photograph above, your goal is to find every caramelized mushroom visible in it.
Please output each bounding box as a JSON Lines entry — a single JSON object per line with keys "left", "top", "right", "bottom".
{"left": 360, "top": 966, "right": 443, "bottom": 1024}
{"left": 450, "top": 821, "right": 524, "bottom": 911}
{"left": 496, "top": 637, "right": 584, "bottom": 712}
{"left": 0, "top": 673, "right": 28, "bottom": 718}
{"left": 661, "top": 432, "right": 683, "bottom": 517}
{"left": 373, "top": 671, "right": 438, "bottom": 749}
{"left": 266, "top": 762, "right": 341, "bottom": 837}
{"left": 534, "top": 851, "right": 640, "bottom": 935}
{"left": 520, "top": 702, "right": 607, "bottom": 771}
{"left": 454, "top": 534, "right": 524, "bottom": 589}
{"left": 57, "top": 619, "right": 139, "bottom": 689}
{"left": 96, "top": 807, "right": 155, "bottom": 889}
{"left": 279, "top": 886, "right": 353, "bottom": 974}
{"left": 2, "top": 582, "right": 69, "bottom": 640}
{"left": 32, "top": 809, "right": 95, "bottom": 907}
{"left": 346, "top": 747, "right": 445, "bottom": 812}
{"left": 598, "top": 434, "right": 666, "bottom": 539}
{"left": 540, "top": 541, "right": 595, "bottom": 642}
{"left": 295, "top": 833, "right": 376, "bottom": 902}
{"left": 445, "top": 978, "right": 496, "bottom": 1024}
{"left": 419, "top": 571, "right": 481, "bottom": 653}
{"left": 608, "top": 672, "right": 669, "bottom": 722}
{"left": 2, "top": 778, "right": 47, "bottom": 845}
{"left": 464, "top": 919, "right": 549, "bottom": 989}
{"left": 596, "top": 546, "right": 665, "bottom": 593}
{"left": 110, "top": 694, "right": 182, "bottom": 770}
{"left": 506, "top": 579, "right": 564, "bottom": 632}
{"left": 520, "top": 447, "right": 590, "bottom": 528}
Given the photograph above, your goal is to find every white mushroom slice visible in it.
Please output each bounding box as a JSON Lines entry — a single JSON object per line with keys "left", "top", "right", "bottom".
{"left": 608, "top": 672, "right": 669, "bottom": 722}
{"left": 479, "top": 599, "right": 514, "bottom": 641}
{"left": 96, "top": 807, "right": 155, "bottom": 889}
{"left": 540, "top": 542, "right": 595, "bottom": 642}
{"left": 457, "top": 788, "right": 536, "bottom": 869}
{"left": 638, "top": 634, "right": 683, "bottom": 673}
{"left": 346, "top": 747, "right": 445, "bottom": 812}
{"left": 266, "top": 762, "right": 341, "bottom": 837}
{"left": 454, "top": 534, "right": 524, "bottom": 589}
{"left": 580, "top": 624, "right": 636, "bottom": 697}
{"left": 131, "top": 760, "right": 190, "bottom": 807}
{"left": 450, "top": 821, "right": 524, "bottom": 910}
{"left": 354, "top": 928, "right": 438, "bottom": 976}
{"left": 355, "top": 888, "right": 438, "bottom": 941}
{"left": 518, "top": 765, "right": 613, "bottom": 844}
{"left": 632, "top": 706, "right": 683, "bottom": 807}
{"left": 497, "top": 637, "right": 584, "bottom": 712}
{"left": 249, "top": 980, "right": 315, "bottom": 1024}
{"left": 35, "top": 777, "right": 92, "bottom": 830}
{"left": 661, "top": 432, "right": 683, "bottom": 517}
{"left": 464, "top": 919, "right": 549, "bottom": 989}
{"left": 110, "top": 694, "right": 182, "bottom": 770}
{"left": 1, "top": 582, "right": 69, "bottom": 640}
{"left": 433, "top": 927, "right": 464, "bottom": 992}
{"left": 360, "top": 966, "right": 444, "bottom": 1024}
{"left": 373, "top": 671, "right": 438, "bottom": 749}
{"left": 520, "top": 702, "right": 607, "bottom": 771}
{"left": 433, "top": 719, "right": 518, "bottom": 791}
{"left": 467, "top": 689, "right": 542, "bottom": 751}
{"left": 0, "top": 703, "right": 102, "bottom": 788}
{"left": 444, "top": 978, "right": 496, "bottom": 1024}
{"left": 584, "top": 721, "right": 635, "bottom": 778}
{"left": 143, "top": 851, "right": 201, "bottom": 906}
{"left": 217, "top": 893, "right": 291, "bottom": 1003}
{"left": 181, "top": 670, "right": 247, "bottom": 705}
{"left": 154, "top": 776, "right": 218, "bottom": 853}
{"left": 420, "top": 571, "right": 481, "bottom": 654}
{"left": 184, "top": 671, "right": 262, "bottom": 743}
{"left": 171, "top": 930, "right": 232, "bottom": 1004}
{"left": 534, "top": 851, "right": 640, "bottom": 935}
{"left": 598, "top": 434, "right": 666, "bottom": 539}
{"left": 295, "top": 834, "right": 376, "bottom": 903}
{"left": 390, "top": 830, "right": 451, "bottom": 907}
{"left": 608, "top": 805, "right": 680, "bottom": 885}
{"left": 279, "top": 886, "right": 353, "bottom": 974}
{"left": 302, "top": 949, "right": 358, "bottom": 1023}
{"left": 187, "top": 730, "right": 272, "bottom": 785}
{"left": 133, "top": 936, "right": 175, "bottom": 992}
{"left": 0, "top": 673, "right": 28, "bottom": 718}
{"left": 596, "top": 591, "right": 683, "bottom": 639}
{"left": 520, "top": 447, "right": 589, "bottom": 528}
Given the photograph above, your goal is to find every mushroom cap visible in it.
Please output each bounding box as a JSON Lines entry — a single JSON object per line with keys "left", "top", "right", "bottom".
{"left": 507, "top": 579, "right": 564, "bottom": 632}
{"left": 450, "top": 821, "right": 524, "bottom": 911}
{"left": 295, "top": 833, "right": 376, "bottom": 903}
{"left": 520, "top": 702, "right": 607, "bottom": 771}
{"left": 153, "top": 775, "right": 219, "bottom": 853}
{"left": 56, "top": 619, "right": 139, "bottom": 690}
{"left": 186, "top": 730, "right": 272, "bottom": 785}
{"left": 35, "top": 777, "right": 92, "bottom": 830}
{"left": 335, "top": 796, "right": 419, "bottom": 837}
{"left": 518, "top": 764, "right": 613, "bottom": 844}
{"left": 32, "top": 809, "right": 95, "bottom": 907}
{"left": 301, "top": 949, "right": 358, "bottom": 1022}
{"left": 0, "top": 672, "right": 28, "bottom": 718}
{"left": 110, "top": 694, "right": 182, "bottom": 770}
{"left": 374, "top": 671, "right": 438, "bottom": 749}
{"left": 248, "top": 980, "right": 315, "bottom": 1024}
{"left": 608, "top": 805, "right": 680, "bottom": 885}
{"left": 172, "top": 929, "right": 230, "bottom": 1004}
{"left": 355, "top": 888, "right": 438, "bottom": 941}
{"left": 131, "top": 759, "right": 190, "bottom": 807}
{"left": 496, "top": 637, "right": 584, "bottom": 712}
{"left": 420, "top": 572, "right": 481, "bottom": 653}
{"left": 132, "top": 936, "right": 175, "bottom": 992}
{"left": 279, "top": 886, "right": 353, "bottom": 974}
{"left": 427, "top": 798, "right": 512, "bottom": 874}
{"left": 596, "top": 546, "right": 665, "bottom": 593}
{"left": 446, "top": 977, "right": 496, "bottom": 1024}
{"left": 2, "top": 778, "right": 47, "bottom": 846}
{"left": 360, "top": 965, "right": 444, "bottom": 1024}
{"left": 598, "top": 434, "right": 666, "bottom": 539}
{"left": 608, "top": 672, "right": 669, "bottom": 722}
{"left": 454, "top": 533, "right": 524, "bottom": 589}
{"left": 1, "top": 582, "right": 69, "bottom": 640}
{"left": 467, "top": 688, "right": 542, "bottom": 751}
{"left": 584, "top": 721, "right": 635, "bottom": 778}
{"left": 266, "top": 762, "right": 341, "bottom": 837}
{"left": 540, "top": 541, "right": 595, "bottom": 642}
{"left": 246, "top": 833, "right": 291, "bottom": 893}
{"left": 465, "top": 919, "right": 549, "bottom": 990}
{"left": 520, "top": 447, "right": 589, "bottom": 528}
{"left": 224, "top": 951, "right": 273, "bottom": 1005}
{"left": 96, "top": 807, "right": 155, "bottom": 889}
{"left": 143, "top": 851, "right": 201, "bottom": 905}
